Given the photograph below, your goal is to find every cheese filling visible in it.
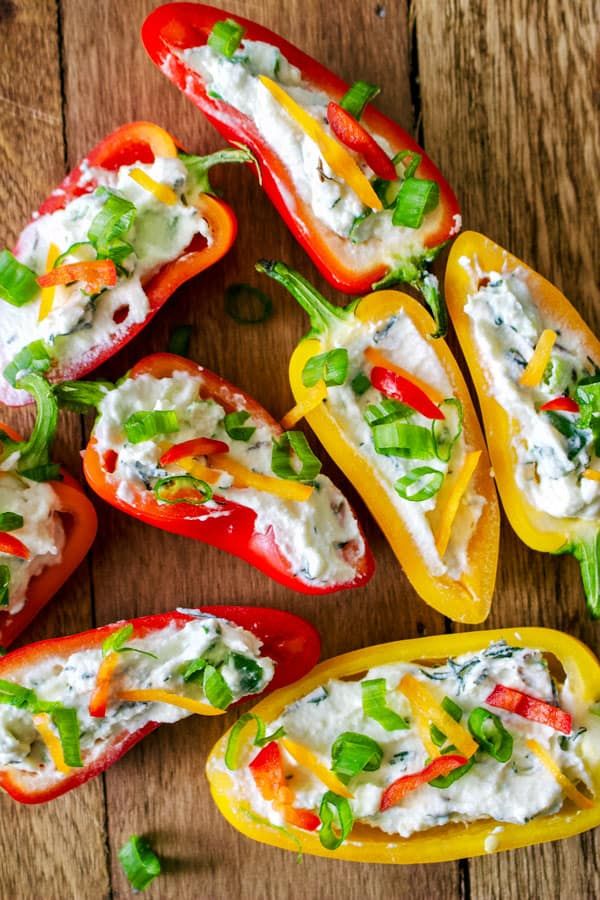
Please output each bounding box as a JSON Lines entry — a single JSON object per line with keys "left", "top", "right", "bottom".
{"left": 1, "top": 155, "right": 211, "bottom": 378}
{"left": 229, "top": 641, "right": 593, "bottom": 839}
{"left": 92, "top": 372, "right": 365, "bottom": 588}
{"left": 0, "top": 613, "right": 274, "bottom": 774}
{"left": 180, "top": 39, "right": 448, "bottom": 264}
{"left": 0, "top": 472, "right": 64, "bottom": 615}
{"left": 462, "top": 262, "right": 600, "bottom": 519}
{"left": 323, "top": 311, "right": 484, "bottom": 579}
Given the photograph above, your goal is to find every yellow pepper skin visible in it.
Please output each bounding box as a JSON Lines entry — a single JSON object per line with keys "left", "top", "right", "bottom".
{"left": 206, "top": 627, "right": 600, "bottom": 864}
{"left": 445, "top": 232, "right": 600, "bottom": 617}
{"left": 257, "top": 261, "right": 499, "bottom": 623}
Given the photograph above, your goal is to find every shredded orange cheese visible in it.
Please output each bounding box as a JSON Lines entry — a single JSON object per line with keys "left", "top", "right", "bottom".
{"left": 434, "top": 451, "right": 481, "bottom": 557}
{"left": 519, "top": 329, "right": 557, "bottom": 388}
{"left": 33, "top": 713, "right": 70, "bottom": 773}
{"left": 281, "top": 737, "right": 354, "bottom": 798}
{"left": 363, "top": 346, "right": 446, "bottom": 405}
{"left": 398, "top": 674, "right": 478, "bottom": 759}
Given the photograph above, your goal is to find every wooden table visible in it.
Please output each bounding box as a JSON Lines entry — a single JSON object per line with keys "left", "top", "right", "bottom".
{"left": 0, "top": 1, "right": 597, "bottom": 897}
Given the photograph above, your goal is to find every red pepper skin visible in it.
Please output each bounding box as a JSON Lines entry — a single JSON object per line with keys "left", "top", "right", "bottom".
{"left": 379, "top": 754, "right": 468, "bottom": 811}
{"left": 539, "top": 397, "right": 580, "bottom": 413}
{"left": 327, "top": 102, "right": 396, "bottom": 180}
{"left": 249, "top": 741, "right": 321, "bottom": 831}
{"left": 2, "top": 121, "right": 237, "bottom": 407}
{"left": 0, "top": 606, "right": 320, "bottom": 804}
{"left": 141, "top": 4, "right": 461, "bottom": 295}
{"left": 0, "top": 533, "right": 30, "bottom": 560}
{"left": 370, "top": 366, "right": 445, "bottom": 420}
{"left": 83, "top": 353, "right": 374, "bottom": 595}
{"left": 159, "top": 437, "right": 229, "bottom": 465}
{"left": 0, "top": 423, "right": 98, "bottom": 649}
{"left": 485, "top": 684, "right": 572, "bottom": 735}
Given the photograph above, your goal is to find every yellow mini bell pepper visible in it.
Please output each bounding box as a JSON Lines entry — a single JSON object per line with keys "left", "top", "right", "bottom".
{"left": 445, "top": 231, "right": 600, "bottom": 617}
{"left": 257, "top": 260, "right": 500, "bottom": 623}
{"left": 206, "top": 627, "right": 600, "bottom": 864}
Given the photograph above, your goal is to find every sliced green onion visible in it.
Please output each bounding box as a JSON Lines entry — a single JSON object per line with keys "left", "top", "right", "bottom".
{"left": 271, "top": 431, "right": 322, "bottom": 483}
{"left": 118, "top": 835, "right": 161, "bottom": 892}
{"left": 0, "top": 512, "right": 23, "bottom": 532}
{"left": 302, "top": 348, "right": 349, "bottom": 388}
{"left": 4, "top": 340, "right": 52, "bottom": 387}
{"left": 53, "top": 380, "right": 114, "bottom": 413}
{"left": 180, "top": 147, "right": 255, "bottom": 197}
{"left": 207, "top": 18, "right": 245, "bottom": 58}
{"left": 393, "top": 149, "right": 422, "bottom": 179}
{"left": 372, "top": 421, "right": 435, "bottom": 458}
{"left": 182, "top": 657, "right": 209, "bottom": 682}
{"left": 351, "top": 372, "right": 371, "bottom": 396}
{"left": 430, "top": 724, "right": 447, "bottom": 748}
{"left": 123, "top": 409, "right": 179, "bottom": 444}
{"left": 167, "top": 324, "right": 193, "bottom": 357}
{"left": 225, "top": 713, "right": 285, "bottom": 770}
{"left": 364, "top": 398, "right": 412, "bottom": 427}
{"left": 50, "top": 707, "right": 82, "bottom": 767}
{"left": 0, "top": 678, "right": 35, "bottom": 708}
{"left": 429, "top": 749, "right": 475, "bottom": 789}
{"left": 392, "top": 177, "right": 440, "bottom": 229}
{"left": 0, "top": 566, "right": 9, "bottom": 608}
{"left": 224, "top": 410, "right": 256, "bottom": 442}
{"left": 432, "top": 398, "right": 463, "bottom": 462}
{"left": 203, "top": 664, "right": 233, "bottom": 710}
{"left": 88, "top": 189, "right": 136, "bottom": 264}
{"left": 225, "top": 283, "right": 273, "bottom": 324}
{"left": 361, "top": 678, "right": 409, "bottom": 731}
{"left": 53, "top": 241, "right": 96, "bottom": 268}
{"left": 442, "top": 696, "right": 463, "bottom": 722}
{"left": 153, "top": 475, "right": 213, "bottom": 506}
{"left": 330, "top": 732, "right": 383, "bottom": 784}
{"left": 468, "top": 707, "right": 513, "bottom": 762}
{"left": 394, "top": 465, "right": 444, "bottom": 501}
{"left": 348, "top": 211, "right": 373, "bottom": 244}
{"left": 0, "top": 250, "right": 38, "bottom": 307}
{"left": 231, "top": 652, "right": 264, "bottom": 693}
{"left": 19, "top": 464, "right": 61, "bottom": 483}
{"left": 102, "top": 624, "right": 134, "bottom": 656}
{"left": 11, "top": 374, "right": 58, "bottom": 475}
{"left": 318, "top": 791, "right": 354, "bottom": 851}
{"left": 339, "top": 80, "right": 380, "bottom": 120}
{"left": 372, "top": 177, "right": 401, "bottom": 209}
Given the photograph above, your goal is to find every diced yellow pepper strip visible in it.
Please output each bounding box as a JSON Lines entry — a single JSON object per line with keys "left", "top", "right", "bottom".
{"left": 435, "top": 451, "right": 482, "bottom": 557}
{"left": 526, "top": 739, "right": 595, "bottom": 809}
{"left": 33, "top": 713, "right": 70, "bottom": 774}
{"left": 117, "top": 689, "right": 227, "bottom": 716}
{"left": 519, "top": 329, "right": 557, "bottom": 387}
{"left": 258, "top": 75, "right": 383, "bottom": 212}
{"left": 583, "top": 470, "right": 600, "bottom": 482}
{"left": 210, "top": 454, "right": 313, "bottom": 502}
{"left": 38, "top": 243, "right": 61, "bottom": 322}
{"left": 281, "top": 737, "right": 354, "bottom": 799}
{"left": 129, "top": 168, "right": 178, "bottom": 205}
{"left": 398, "top": 674, "right": 478, "bottom": 759}
{"left": 281, "top": 382, "right": 328, "bottom": 429}
{"left": 364, "top": 346, "right": 446, "bottom": 405}
{"left": 177, "top": 457, "right": 222, "bottom": 485}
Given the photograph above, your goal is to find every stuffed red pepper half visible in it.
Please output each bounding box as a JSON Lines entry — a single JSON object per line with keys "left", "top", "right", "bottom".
{"left": 142, "top": 4, "right": 461, "bottom": 335}
{"left": 0, "top": 121, "right": 247, "bottom": 406}
{"left": 78, "top": 353, "right": 373, "bottom": 594}
{"left": 0, "top": 605, "right": 320, "bottom": 803}
{"left": 0, "top": 375, "right": 97, "bottom": 647}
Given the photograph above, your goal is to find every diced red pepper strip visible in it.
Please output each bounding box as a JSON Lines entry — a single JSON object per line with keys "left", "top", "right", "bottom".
{"left": 539, "top": 397, "right": 580, "bottom": 413}
{"left": 486, "top": 684, "right": 572, "bottom": 734}
{"left": 249, "top": 741, "right": 320, "bottom": 831}
{"left": 37, "top": 260, "right": 117, "bottom": 292}
{"left": 370, "top": 366, "right": 445, "bottom": 420}
{"left": 159, "top": 438, "right": 229, "bottom": 466}
{"left": 0, "top": 532, "right": 29, "bottom": 560}
{"left": 326, "top": 101, "right": 397, "bottom": 181}
{"left": 380, "top": 754, "right": 468, "bottom": 811}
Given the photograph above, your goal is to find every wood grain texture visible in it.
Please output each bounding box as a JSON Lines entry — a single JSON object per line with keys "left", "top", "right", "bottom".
{"left": 0, "top": 0, "right": 597, "bottom": 896}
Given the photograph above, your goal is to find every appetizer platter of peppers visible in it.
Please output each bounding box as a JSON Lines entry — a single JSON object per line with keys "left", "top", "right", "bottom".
{"left": 0, "top": 0, "right": 597, "bottom": 891}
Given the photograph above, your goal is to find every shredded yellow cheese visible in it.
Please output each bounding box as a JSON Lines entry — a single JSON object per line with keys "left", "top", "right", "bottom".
{"left": 398, "top": 674, "right": 478, "bottom": 759}
{"left": 33, "top": 713, "right": 70, "bottom": 774}
{"left": 519, "top": 329, "right": 557, "bottom": 388}
{"left": 434, "top": 451, "right": 481, "bottom": 557}
{"left": 582, "top": 469, "right": 600, "bottom": 482}
{"left": 129, "top": 168, "right": 178, "bottom": 205}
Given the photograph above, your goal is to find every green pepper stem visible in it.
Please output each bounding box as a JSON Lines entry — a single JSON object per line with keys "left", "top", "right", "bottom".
{"left": 179, "top": 147, "right": 256, "bottom": 197}
{"left": 13, "top": 374, "right": 58, "bottom": 472}
{"left": 255, "top": 260, "right": 348, "bottom": 336}
{"left": 373, "top": 255, "right": 447, "bottom": 338}
{"left": 53, "top": 380, "right": 114, "bottom": 413}
{"left": 571, "top": 531, "right": 600, "bottom": 619}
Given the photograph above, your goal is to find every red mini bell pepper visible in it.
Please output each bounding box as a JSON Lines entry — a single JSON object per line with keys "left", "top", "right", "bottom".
{"left": 0, "top": 605, "right": 320, "bottom": 804}
{"left": 142, "top": 4, "right": 461, "bottom": 331}
{"left": 249, "top": 741, "right": 321, "bottom": 831}
{"left": 486, "top": 684, "right": 573, "bottom": 735}
{"left": 82, "top": 353, "right": 373, "bottom": 594}
{"left": 0, "top": 423, "right": 97, "bottom": 649}
{"left": 1, "top": 121, "right": 238, "bottom": 407}
{"left": 380, "top": 755, "right": 469, "bottom": 811}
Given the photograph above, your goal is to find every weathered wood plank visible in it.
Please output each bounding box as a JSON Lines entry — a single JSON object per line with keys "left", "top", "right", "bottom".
{"left": 0, "top": 2, "right": 108, "bottom": 898}
{"left": 416, "top": 0, "right": 600, "bottom": 897}
{"left": 59, "top": 1, "right": 456, "bottom": 897}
